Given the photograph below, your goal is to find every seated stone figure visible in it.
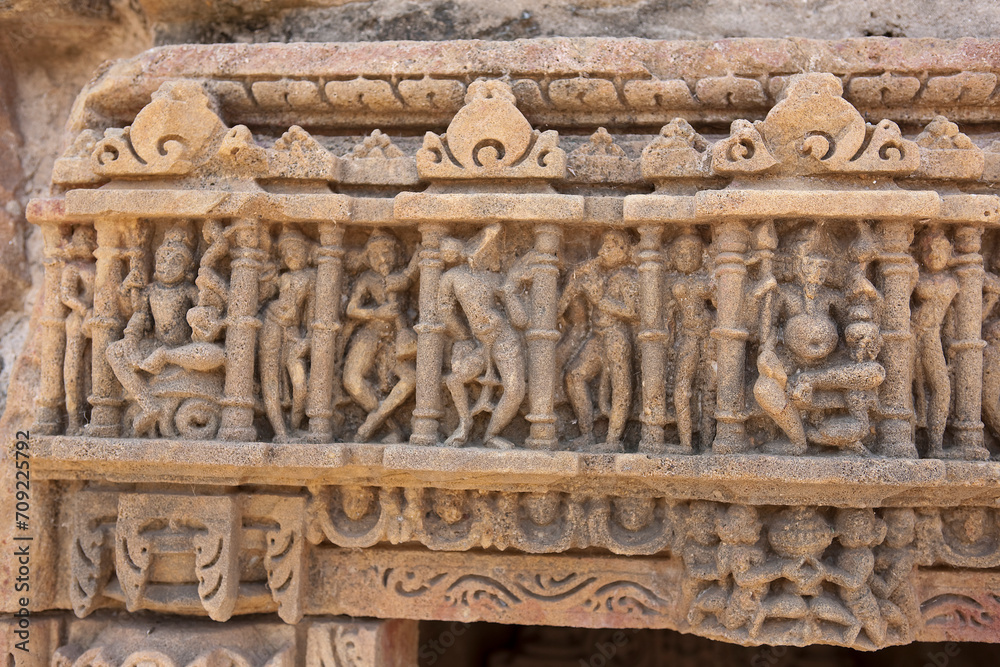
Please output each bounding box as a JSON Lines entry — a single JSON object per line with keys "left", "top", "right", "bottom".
{"left": 788, "top": 307, "right": 886, "bottom": 455}
{"left": 108, "top": 226, "right": 225, "bottom": 438}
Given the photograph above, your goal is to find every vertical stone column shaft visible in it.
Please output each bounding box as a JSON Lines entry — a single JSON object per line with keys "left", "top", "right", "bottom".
{"left": 950, "top": 224, "right": 988, "bottom": 459}
{"left": 876, "top": 220, "right": 918, "bottom": 458}
{"left": 637, "top": 223, "right": 668, "bottom": 454}
{"left": 410, "top": 223, "right": 447, "bottom": 445}
{"left": 525, "top": 223, "right": 561, "bottom": 450}
{"left": 87, "top": 219, "right": 125, "bottom": 437}
{"left": 34, "top": 222, "right": 69, "bottom": 434}
{"left": 711, "top": 220, "right": 750, "bottom": 454}
{"left": 219, "top": 217, "right": 263, "bottom": 442}
{"left": 307, "top": 222, "right": 345, "bottom": 442}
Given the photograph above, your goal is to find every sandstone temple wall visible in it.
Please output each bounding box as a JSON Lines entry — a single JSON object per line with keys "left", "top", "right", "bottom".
{"left": 4, "top": 4, "right": 1000, "bottom": 667}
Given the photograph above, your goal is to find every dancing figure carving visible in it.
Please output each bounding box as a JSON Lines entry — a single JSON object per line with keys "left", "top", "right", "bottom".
{"left": 343, "top": 230, "right": 420, "bottom": 443}
{"left": 438, "top": 224, "right": 528, "bottom": 449}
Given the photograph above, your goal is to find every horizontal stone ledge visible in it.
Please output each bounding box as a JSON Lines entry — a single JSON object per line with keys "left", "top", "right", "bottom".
{"left": 626, "top": 190, "right": 991, "bottom": 222}
{"left": 30, "top": 436, "right": 1000, "bottom": 507}
{"left": 61, "top": 190, "right": 353, "bottom": 222}
{"left": 72, "top": 39, "right": 1000, "bottom": 131}
{"left": 32, "top": 191, "right": 1000, "bottom": 227}
{"left": 393, "top": 192, "right": 586, "bottom": 223}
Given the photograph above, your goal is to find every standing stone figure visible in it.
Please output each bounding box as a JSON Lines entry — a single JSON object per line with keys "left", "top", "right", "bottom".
{"left": 911, "top": 228, "right": 959, "bottom": 457}
{"left": 665, "top": 230, "right": 717, "bottom": 452}
{"left": 343, "top": 230, "right": 420, "bottom": 443}
{"left": 60, "top": 226, "right": 97, "bottom": 435}
{"left": 259, "top": 227, "right": 315, "bottom": 442}
{"left": 981, "top": 249, "right": 1000, "bottom": 439}
{"left": 438, "top": 224, "right": 528, "bottom": 449}
{"left": 558, "top": 230, "right": 639, "bottom": 452}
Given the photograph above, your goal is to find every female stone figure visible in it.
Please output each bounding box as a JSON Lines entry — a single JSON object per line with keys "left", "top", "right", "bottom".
{"left": 259, "top": 227, "right": 315, "bottom": 442}
{"left": 665, "top": 230, "right": 716, "bottom": 452}
{"left": 60, "top": 226, "right": 97, "bottom": 434}
{"left": 911, "top": 228, "right": 959, "bottom": 457}
{"left": 981, "top": 249, "right": 1000, "bottom": 439}
{"left": 343, "top": 230, "right": 419, "bottom": 443}
{"left": 558, "top": 230, "right": 638, "bottom": 452}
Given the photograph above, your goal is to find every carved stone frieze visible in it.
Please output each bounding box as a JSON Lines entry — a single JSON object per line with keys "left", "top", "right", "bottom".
{"left": 47, "top": 483, "right": 1000, "bottom": 649}
{"left": 42, "top": 616, "right": 416, "bottom": 667}
{"left": 23, "top": 38, "right": 1000, "bottom": 651}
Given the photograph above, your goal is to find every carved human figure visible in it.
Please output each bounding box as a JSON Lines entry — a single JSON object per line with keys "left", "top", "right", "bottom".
{"left": 665, "top": 230, "right": 716, "bottom": 452}
{"left": 788, "top": 307, "right": 885, "bottom": 454}
{"left": 911, "top": 228, "right": 958, "bottom": 457}
{"left": 343, "top": 230, "right": 419, "bottom": 443}
{"left": 60, "top": 226, "right": 97, "bottom": 434}
{"left": 754, "top": 235, "right": 843, "bottom": 454}
{"left": 108, "top": 225, "right": 200, "bottom": 436}
{"left": 982, "top": 248, "right": 1000, "bottom": 439}
{"left": 438, "top": 224, "right": 528, "bottom": 449}
{"left": 872, "top": 508, "right": 917, "bottom": 637}
{"left": 846, "top": 221, "right": 883, "bottom": 315}
{"left": 558, "top": 230, "right": 639, "bottom": 452}
{"left": 683, "top": 501, "right": 725, "bottom": 626}
{"left": 259, "top": 228, "right": 316, "bottom": 442}
{"left": 765, "top": 507, "right": 833, "bottom": 634}
{"left": 817, "top": 509, "right": 888, "bottom": 646}
{"left": 711, "top": 505, "right": 772, "bottom": 638}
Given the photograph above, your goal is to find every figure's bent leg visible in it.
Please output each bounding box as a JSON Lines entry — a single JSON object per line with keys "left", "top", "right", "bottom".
{"left": 486, "top": 331, "right": 526, "bottom": 447}
{"left": 260, "top": 318, "right": 287, "bottom": 440}
{"left": 343, "top": 330, "right": 381, "bottom": 413}
{"left": 64, "top": 314, "right": 85, "bottom": 434}
{"left": 566, "top": 337, "right": 601, "bottom": 445}
{"left": 924, "top": 337, "right": 951, "bottom": 456}
{"left": 357, "top": 361, "right": 416, "bottom": 441}
{"left": 287, "top": 355, "right": 308, "bottom": 431}
{"left": 604, "top": 328, "right": 632, "bottom": 449}
{"left": 444, "top": 342, "right": 485, "bottom": 446}
{"left": 674, "top": 333, "right": 698, "bottom": 451}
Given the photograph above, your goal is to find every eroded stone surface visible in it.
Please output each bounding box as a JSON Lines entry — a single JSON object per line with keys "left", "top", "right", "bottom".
{"left": 9, "top": 38, "right": 1000, "bottom": 658}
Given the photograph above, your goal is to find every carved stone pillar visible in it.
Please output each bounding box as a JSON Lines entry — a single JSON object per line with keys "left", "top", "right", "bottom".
{"left": 34, "top": 222, "right": 69, "bottom": 434}
{"left": 876, "top": 220, "right": 918, "bottom": 458}
{"left": 637, "top": 223, "right": 669, "bottom": 454}
{"left": 307, "top": 222, "right": 345, "bottom": 442}
{"left": 710, "top": 220, "right": 750, "bottom": 454}
{"left": 219, "top": 216, "right": 264, "bottom": 442}
{"left": 525, "top": 223, "right": 562, "bottom": 450}
{"left": 86, "top": 218, "right": 126, "bottom": 437}
{"left": 411, "top": 222, "right": 447, "bottom": 446}
{"left": 950, "top": 224, "right": 988, "bottom": 459}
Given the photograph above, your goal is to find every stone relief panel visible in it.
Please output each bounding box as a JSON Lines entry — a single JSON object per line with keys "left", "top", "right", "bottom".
{"left": 31, "top": 69, "right": 1000, "bottom": 459}
{"left": 23, "top": 39, "right": 1000, "bottom": 653}
{"left": 52, "top": 481, "right": 1000, "bottom": 649}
